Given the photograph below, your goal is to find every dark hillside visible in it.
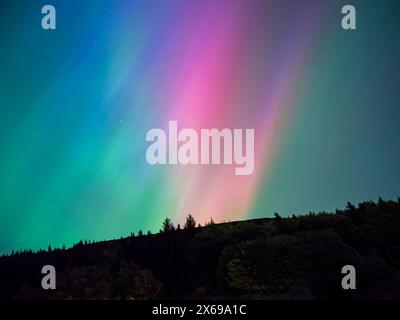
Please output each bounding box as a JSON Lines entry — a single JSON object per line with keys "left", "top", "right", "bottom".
{"left": 1, "top": 198, "right": 399, "bottom": 300}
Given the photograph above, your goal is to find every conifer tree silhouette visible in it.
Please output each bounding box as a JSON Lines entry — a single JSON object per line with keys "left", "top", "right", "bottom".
{"left": 162, "top": 217, "right": 175, "bottom": 232}
{"left": 184, "top": 214, "right": 196, "bottom": 229}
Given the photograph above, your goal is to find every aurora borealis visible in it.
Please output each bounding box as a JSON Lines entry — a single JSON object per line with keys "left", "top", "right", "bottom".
{"left": 0, "top": 0, "right": 399, "bottom": 254}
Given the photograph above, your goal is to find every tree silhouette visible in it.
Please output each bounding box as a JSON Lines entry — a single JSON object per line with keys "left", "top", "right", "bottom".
{"left": 274, "top": 212, "right": 282, "bottom": 221}
{"left": 206, "top": 217, "right": 215, "bottom": 226}
{"left": 346, "top": 201, "right": 356, "bottom": 211}
{"left": 184, "top": 214, "right": 196, "bottom": 229}
{"left": 162, "top": 217, "right": 175, "bottom": 232}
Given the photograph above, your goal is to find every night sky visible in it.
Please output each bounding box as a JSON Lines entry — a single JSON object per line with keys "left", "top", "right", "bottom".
{"left": 0, "top": 0, "right": 399, "bottom": 254}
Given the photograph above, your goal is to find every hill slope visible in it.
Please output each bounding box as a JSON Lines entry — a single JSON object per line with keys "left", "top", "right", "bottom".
{"left": 1, "top": 198, "right": 400, "bottom": 300}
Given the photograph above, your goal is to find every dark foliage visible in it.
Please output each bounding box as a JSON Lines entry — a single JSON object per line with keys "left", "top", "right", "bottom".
{"left": 184, "top": 214, "right": 196, "bottom": 230}
{"left": 0, "top": 200, "right": 400, "bottom": 300}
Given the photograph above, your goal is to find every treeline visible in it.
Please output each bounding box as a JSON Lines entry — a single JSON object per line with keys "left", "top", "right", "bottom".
{"left": 0, "top": 198, "right": 400, "bottom": 299}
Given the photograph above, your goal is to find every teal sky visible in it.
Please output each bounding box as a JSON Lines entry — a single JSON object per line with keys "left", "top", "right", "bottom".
{"left": 252, "top": 0, "right": 400, "bottom": 216}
